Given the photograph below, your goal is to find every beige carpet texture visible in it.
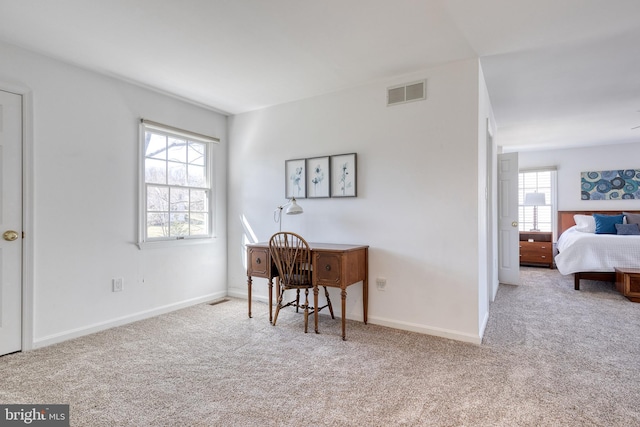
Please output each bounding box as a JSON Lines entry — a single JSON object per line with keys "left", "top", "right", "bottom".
{"left": 1, "top": 267, "right": 639, "bottom": 426}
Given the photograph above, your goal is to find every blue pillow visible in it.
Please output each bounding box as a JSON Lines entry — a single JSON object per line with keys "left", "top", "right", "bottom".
{"left": 616, "top": 223, "right": 640, "bottom": 235}
{"left": 594, "top": 214, "right": 624, "bottom": 234}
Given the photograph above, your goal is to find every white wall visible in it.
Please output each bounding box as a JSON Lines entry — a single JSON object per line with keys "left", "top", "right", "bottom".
{"left": 518, "top": 142, "right": 640, "bottom": 211}
{"left": 228, "top": 59, "right": 491, "bottom": 343}
{"left": 0, "top": 41, "right": 228, "bottom": 347}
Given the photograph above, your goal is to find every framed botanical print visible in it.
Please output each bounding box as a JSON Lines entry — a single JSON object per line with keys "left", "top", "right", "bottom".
{"left": 285, "top": 158, "right": 306, "bottom": 199}
{"left": 330, "top": 153, "right": 357, "bottom": 197}
{"left": 306, "top": 156, "right": 330, "bottom": 198}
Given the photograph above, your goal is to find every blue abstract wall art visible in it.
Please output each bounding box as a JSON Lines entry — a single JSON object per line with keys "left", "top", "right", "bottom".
{"left": 581, "top": 169, "right": 640, "bottom": 200}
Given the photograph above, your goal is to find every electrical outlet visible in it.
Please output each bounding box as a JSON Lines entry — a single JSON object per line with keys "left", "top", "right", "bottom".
{"left": 376, "top": 277, "right": 387, "bottom": 291}
{"left": 112, "top": 278, "right": 123, "bottom": 292}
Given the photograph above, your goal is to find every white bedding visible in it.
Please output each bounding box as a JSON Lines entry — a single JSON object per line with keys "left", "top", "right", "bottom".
{"left": 555, "top": 226, "right": 640, "bottom": 274}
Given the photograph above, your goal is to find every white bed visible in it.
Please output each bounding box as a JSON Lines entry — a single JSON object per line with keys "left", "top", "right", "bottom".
{"left": 555, "top": 226, "right": 640, "bottom": 275}
{"left": 556, "top": 210, "right": 640, "bottom": 290}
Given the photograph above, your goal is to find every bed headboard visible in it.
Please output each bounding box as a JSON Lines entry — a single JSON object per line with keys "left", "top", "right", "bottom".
{"left": 558, "top": 210, "right": 640, "bottom": 236}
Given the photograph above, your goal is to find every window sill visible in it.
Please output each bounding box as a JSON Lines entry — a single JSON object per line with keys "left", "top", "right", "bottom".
{"left": 137, "top": 236, "right": 215, "bottom": 250}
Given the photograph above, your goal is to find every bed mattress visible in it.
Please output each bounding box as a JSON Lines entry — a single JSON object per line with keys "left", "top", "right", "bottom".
{"left": 555, "top": 226, "right": 640, "bottom": 275}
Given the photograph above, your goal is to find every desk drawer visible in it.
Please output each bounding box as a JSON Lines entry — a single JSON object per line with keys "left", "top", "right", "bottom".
{"left": 315, "top": 253, "right": 341, "bottom": 285}
{"left": 248, "top": 247, "right": 270, "bottom": 278}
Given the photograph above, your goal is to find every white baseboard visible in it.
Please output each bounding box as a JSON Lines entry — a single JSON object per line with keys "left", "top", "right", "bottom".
{"left": 367, "top": 316, "right": 482, "bottom": 345}
{"left": 191, "top": 290, "right": 483, "bottom": 345}
{"left": 32, "top": 291, "right": 227, "bottom": 349}
{"left": 227, "top": 288, "right": 258, "bottom": 301}
{"left": 30, "top": 283, "right": 486, "bottom": 348}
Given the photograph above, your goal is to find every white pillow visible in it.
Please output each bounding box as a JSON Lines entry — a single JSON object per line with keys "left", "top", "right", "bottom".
{"left": 574, "top": 214, "right": 596, "bottom": 233}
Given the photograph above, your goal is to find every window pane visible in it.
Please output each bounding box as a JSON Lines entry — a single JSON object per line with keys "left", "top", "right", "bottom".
{"left": 188, "top": 142, "right": 206, "bottom": 166}
{"left": 519, "top": 170, "right": 554, "bottom": 233}
{"left": 170, "top": 213, "right": 188, "bottom": 236}
{"left": 189, "top": 213, "right": 208, "bottom": 236}
{"left": 145, "top": 158, "right": 167, "bottom": 184}
{"left": 188, "top": 164, "right": 206, "bottom": 187}
{"left": 147, "top": 186, "right": 169, "bottom": 211}
{"left": 190, "top": 190, "right": 208, "bottom": 212}
{"left": 145, "top": 133, "right": 167, "bottom": 159}
{"left": 168, "top": 162, "right": 187, "bottom": 186}
{"left": 537, "top": 174, "right": 551, "bottom": 186}
{"left": 147, "top": 213, "right": 169, "bottom": 237}
{"left": 522, "top": 173, "right": 537, "bottom": 188}
{"left": 170, "top": 188, "right": 189, "bottom": 211}
{"left": 167, "top": 138, "right": 187, "bottom": 162}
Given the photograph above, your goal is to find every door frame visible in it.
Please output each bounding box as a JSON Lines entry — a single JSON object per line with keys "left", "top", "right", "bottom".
{"left": 1, "top": 81, "right": 35, "bottom": 352}
{"left": 486, "top": 121, "right": 497, "bottom": 302}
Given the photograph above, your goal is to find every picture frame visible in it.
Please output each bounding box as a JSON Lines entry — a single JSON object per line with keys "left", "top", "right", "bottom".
{"left": 285, "top": 158, "right": 306, "bottom": 199}
{"left": 330, "top": 153, "right": 357, "bottom": 197}
{"left": 306, "top": 156, "right": 330, "bottom": 198}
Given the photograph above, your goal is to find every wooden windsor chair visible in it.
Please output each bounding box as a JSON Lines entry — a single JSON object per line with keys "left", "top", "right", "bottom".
{"left": 269, "top": 232, "right": 334, "bottom": 332}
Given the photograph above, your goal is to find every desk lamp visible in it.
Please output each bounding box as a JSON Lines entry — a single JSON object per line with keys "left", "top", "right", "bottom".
{"left": 524, "top": 192, "right": 546, "bottom": 231}
{"left": 274, "top": 198, "right": 303, "bottom": 231}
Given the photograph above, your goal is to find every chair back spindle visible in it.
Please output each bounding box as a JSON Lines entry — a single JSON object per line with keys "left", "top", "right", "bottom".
{"left": 269, "top": 232, "right": 311, "bottom": 287}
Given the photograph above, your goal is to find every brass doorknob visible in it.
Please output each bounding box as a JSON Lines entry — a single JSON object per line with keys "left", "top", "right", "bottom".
{"left": 512, "top": 221, "right": 518, "bottom": 227}
{"left": 3, "top": 230, "right": 19, "bottom": 241}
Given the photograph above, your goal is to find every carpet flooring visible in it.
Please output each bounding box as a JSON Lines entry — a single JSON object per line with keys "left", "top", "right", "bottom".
{"left": 1, "top": 267, "right": 639, "bottom": 426}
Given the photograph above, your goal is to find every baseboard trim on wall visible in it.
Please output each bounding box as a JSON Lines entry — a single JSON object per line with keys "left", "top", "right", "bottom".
{"left": 368, "top": 316, "right": 482, "bottom": 345}
{"left": 228, "top": 290, "right": 483, "bottom": 344}
{"left": 227, "top": 289, "right": 265, "bottom": 302}
{"left": 32, "top": 292, "right": 227, "bottom": 349}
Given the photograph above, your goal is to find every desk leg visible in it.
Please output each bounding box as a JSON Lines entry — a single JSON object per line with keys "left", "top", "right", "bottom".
{"left": 363, "top": 279, "right": 368, "bottom": 325}
{"left": 341, "top": 289, "right": 347, "bottom": 341}
{"left": 247, "top": 276, "right": 252, "bottom": 318}
{"left": 363, "top": 247, "right": 368, "bottom": 324}
{"left": 314, "top": 285, "right": 319, "bottom": 333}
{"left": 268, "top": 277, "right": 273, "bottom": 323}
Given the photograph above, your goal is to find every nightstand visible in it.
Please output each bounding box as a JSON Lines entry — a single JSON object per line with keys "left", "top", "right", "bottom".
{"left": 519, "top": 231, "right": 553, "bottom": 268}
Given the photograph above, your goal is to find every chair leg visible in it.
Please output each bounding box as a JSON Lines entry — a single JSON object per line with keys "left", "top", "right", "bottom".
{"left": 272, "top": 288, "right": 285, "bottom": 326}
{"left": 296, "top": 289, "right": 300, "bottom": 313}
{"left": 324, "top": 286, "right": 335, "bottom": 319}
{"left": 303, "top": 288, "right": 309, "bottom": 333}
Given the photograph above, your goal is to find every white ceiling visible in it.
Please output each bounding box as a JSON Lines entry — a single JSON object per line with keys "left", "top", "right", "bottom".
{"left": 1, "top": 0, "right": 639, "bottom": 150}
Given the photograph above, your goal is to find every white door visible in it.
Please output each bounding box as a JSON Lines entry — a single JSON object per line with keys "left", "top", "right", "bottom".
{"left": 0, "top": 90, "right": 22, "bottom": 355}
{"left": 498, "top": 152, "right": 519, "bottom": 285}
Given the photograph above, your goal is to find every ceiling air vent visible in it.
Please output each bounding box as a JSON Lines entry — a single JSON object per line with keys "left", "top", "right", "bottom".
{"left": 387, "top": 79, "right": 426, "bottom": 106}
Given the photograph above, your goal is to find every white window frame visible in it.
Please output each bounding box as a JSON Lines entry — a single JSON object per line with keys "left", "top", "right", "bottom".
{"left": 138, "top": 119, "right": 218, "bottom": 249}
{"left": 518, "top": 168, "right": 558, "bottom": 240}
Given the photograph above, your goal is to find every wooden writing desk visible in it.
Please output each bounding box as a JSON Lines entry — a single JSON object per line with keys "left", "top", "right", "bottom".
{"left": 246, "top": 242, "right": 369, "bottom": 340}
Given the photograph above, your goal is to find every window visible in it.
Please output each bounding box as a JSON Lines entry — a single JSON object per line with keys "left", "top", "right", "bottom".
{"left": 518, "top": 169, "right": 556, "bottom": 234}
{"left": 139, "top": 120, "right": 218, "bottom": 246}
